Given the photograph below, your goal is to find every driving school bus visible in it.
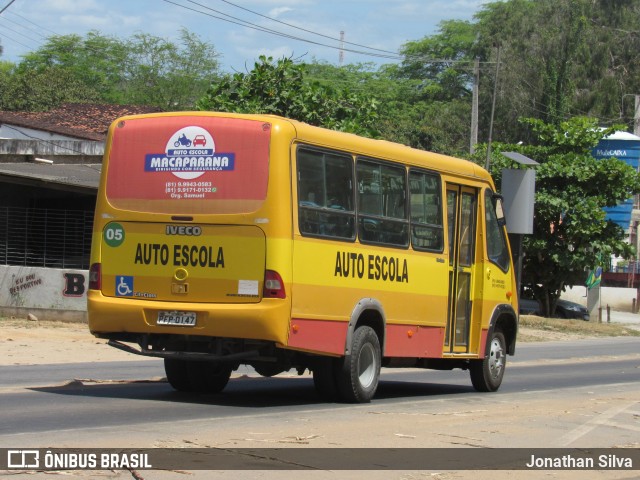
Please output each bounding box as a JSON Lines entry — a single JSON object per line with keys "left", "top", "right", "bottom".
{"left": 88, "top": 112, "right": 518, "bottom": 403}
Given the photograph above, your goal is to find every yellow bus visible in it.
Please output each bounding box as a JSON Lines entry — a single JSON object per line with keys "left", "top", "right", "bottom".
{"left": 88, "top": 112, "right": 518, "bottom": 403}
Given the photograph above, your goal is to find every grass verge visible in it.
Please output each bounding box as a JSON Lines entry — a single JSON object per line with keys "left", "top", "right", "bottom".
{"left": 519, "top": 314, "right": 640, "bottom": 342}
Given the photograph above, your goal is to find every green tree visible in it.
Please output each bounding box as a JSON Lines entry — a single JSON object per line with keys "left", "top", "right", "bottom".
{"left": 573, "top": 0, "right": 640, "bottom": 126}
{"left": 7, "top": 29, "right": 220, "bottom": 110}
{"left": 388, "top": 20, "right": 476, "bottom": 154}
{"left": 0, "top": 65, "right": 99, "bottom": 111}
{"left": 398, "top": 19, "right": 477, "bottom": 102}
{"left": 473, "top": 117, "right": 640, "bottom": 316}
{"left": 18, "top": 32, "right": 128, "bottom": 104}
{"left": 303, "top": 61, "right": 451, "bottom": 150}
{"left": 196, "top": 56, "right": 379, "bottom": 137}
{"left": 123, "top": 29, "right": 220, "bottom": 108}
{"left": 473, "top": 0, "right": 640, "bottom": 137}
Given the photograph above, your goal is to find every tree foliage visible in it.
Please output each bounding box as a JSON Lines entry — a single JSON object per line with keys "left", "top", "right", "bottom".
{"left": 196, "top": 56, "right": 380, "bottom": 137}
{"left": 398, "top": 20, "right": 477, "bottom": 102}
{"left": 473, "top": 117, "right": 640, "bottom": 316}
{"left": 2, "top": 29, "right": 220, "bottom": 111}
{"left": 0, "top": 65, "right": 100, "bottom": 111}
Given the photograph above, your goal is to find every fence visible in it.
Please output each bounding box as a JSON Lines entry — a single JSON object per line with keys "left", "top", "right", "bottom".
{"left": 0, "top": 207, "right": 93, "bottom": 269}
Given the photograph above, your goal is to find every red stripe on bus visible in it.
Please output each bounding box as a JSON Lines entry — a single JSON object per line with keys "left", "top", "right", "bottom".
{"left": 288, "top": 318, "right": 348, "bottom": 355}
{"left": 385, "top": 324, "right": 445, "bottom": 358}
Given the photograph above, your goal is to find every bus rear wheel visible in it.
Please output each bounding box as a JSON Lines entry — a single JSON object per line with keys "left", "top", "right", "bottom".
{"left": 164, "top": 358, "right": 232, "bottom": 393}
{"left": 187, "top": 361, "right": 233, "bottom": 393}
{"left": 164, "top": 358, "right": 192, "bottom": 392}
{"left": 335, "top": 326, "right": 381, "bottom": 403}
{"left": 470, "top": 330, "right": 506, "bottom": 392}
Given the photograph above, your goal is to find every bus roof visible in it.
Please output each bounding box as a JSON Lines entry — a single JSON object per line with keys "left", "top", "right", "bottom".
{"left": 285, "top": 117, "right": 491, "bottom": 184}
{"left": 108, "top": 111, "right": 493, "bottom": 185}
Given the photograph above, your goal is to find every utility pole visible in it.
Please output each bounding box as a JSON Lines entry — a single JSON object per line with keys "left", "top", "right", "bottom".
{"left": 634, "top": 95, "right": 640, "bottom": 136}
{"left": 339, "top": 31, "right": 345, "bottom": 66}
{"left": 470, "top": 57, "right": 479, "bottom": 154}
{"left": 485, "top": 44, "right": 501, "bottom": 171}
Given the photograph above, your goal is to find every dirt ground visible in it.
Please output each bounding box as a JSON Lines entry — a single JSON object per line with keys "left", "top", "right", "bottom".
{"left": 0, "top": 317, "right": 599, "bottom": 366}
{"left": 0, "top": 319, "right": 151, "bottom": 365}
{"left": 0, "top": 316, "right": 634, "bottom": 366}
{"left": 1, "top": 318, "right": 639, "bottom": 480}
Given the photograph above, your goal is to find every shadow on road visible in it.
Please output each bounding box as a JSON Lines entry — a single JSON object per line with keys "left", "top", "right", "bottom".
{"left": 29, "top": 375, "right": 475, "bottom": 408}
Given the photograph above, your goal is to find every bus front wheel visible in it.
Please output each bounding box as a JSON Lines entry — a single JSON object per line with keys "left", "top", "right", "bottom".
{"left": 312, "top": 356, "right": 339, "bottom": 401}
{"left": 335, "top": 326, "right": 381, "bottom": 403}
{"left": 470, "top": 330, "right": 506, "bottom": 392}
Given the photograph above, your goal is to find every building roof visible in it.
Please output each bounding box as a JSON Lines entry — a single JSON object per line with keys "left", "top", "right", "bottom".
{"left": 0, "top": 103, "right": 162, "bottom": 141}
{"left": 604, "top": 131, "right": 640, "bottom": 141}
{"left": 0, "top": 162, "right": 101, "bottom": 192}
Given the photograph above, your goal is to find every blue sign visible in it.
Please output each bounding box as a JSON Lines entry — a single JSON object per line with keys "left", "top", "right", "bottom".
{"left": 115, "top": 276, "right": 134, "bottom": 297}
{"left": 592, "top": 133, "right": 640, "bottom": 231}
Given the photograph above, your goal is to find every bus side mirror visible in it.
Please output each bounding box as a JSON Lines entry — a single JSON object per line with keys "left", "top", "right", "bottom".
{"left": 493, "top": 194, "right": 506, "bottom": 227}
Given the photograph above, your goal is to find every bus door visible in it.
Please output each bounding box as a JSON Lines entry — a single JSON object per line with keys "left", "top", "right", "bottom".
{"left": 445, "top": 185, "right": 477, "bottom": 353}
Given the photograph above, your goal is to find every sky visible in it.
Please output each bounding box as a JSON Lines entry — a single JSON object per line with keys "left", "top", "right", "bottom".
{"left": 0, "top": 0, "right": 490, "bottom": 72}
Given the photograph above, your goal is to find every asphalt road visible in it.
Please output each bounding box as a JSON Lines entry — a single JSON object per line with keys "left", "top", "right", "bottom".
{"left": 3, "top": 337, "right": 639, "bottom": 389}
{"left": 1, "top": 337, "right": 639, "bottom": 440}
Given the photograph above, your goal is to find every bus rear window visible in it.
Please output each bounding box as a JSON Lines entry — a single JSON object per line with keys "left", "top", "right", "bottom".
{"left": 105, "top": 116, "right": 270, "bottom": 214}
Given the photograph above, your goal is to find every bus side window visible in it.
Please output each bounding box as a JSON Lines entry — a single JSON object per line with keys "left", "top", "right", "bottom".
{"left": 356, "top": 158, "right": 409, "bottom": 247}
{"left": 409, "top": 170, "right": 444, "bottom": 252}
{"left": 297, "top": 147, "right": 355, "bottom": 240}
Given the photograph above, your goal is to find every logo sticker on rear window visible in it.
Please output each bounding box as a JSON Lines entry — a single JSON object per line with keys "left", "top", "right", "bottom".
{"left": 144, "top": 126, "right": 235, "bottom": 180}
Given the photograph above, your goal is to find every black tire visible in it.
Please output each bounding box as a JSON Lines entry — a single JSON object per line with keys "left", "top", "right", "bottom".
{"left": 252, "top": 363, "right": 286, "bottom": 377}
{"left": 335, "top": 326, "right": 381, "bottom": 403}
{"left": 312, "top": 356, "right": 340, "bottom": 401}
{"left": 187, "top": 361, "right": 232, "bottom": 394}
{"left": 164, "top": 358, "right": 192, "bottom": 392}
{"left": 470, "top": 330, "right": 506, "bottom": 392}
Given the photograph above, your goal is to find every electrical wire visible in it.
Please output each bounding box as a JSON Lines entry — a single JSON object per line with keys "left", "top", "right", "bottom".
{"left": 211, "top": 0, "right": 400, "bottom": 57}
{"left": 0, "top": 0, "right": 48, "bottom": 54}
{"left": 0, "top": 17, "right": 46, "bottom": 44}
{"left": 5, "top": 10, "right": 57, "bottom": 36}
{"left": 163, "top": 0, "right": 493, "bottom": 66}
{"left": 162, "top": 0, "right": 404, "bottom": 60}
{"left": 0, "top": 30, "right": 33, "bottom": 50}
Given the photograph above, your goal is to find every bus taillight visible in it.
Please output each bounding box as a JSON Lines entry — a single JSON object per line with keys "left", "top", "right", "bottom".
{"left": 263, "top": 270, "right": 286, "bottom": 299}
{"left": 89, "top": 263, "right": 102, "bottom": 290}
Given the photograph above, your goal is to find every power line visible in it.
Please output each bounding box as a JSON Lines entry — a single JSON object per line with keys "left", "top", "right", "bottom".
{"left": 162, "top": 0, "right": 404, "bottom": 60}
{"left": 0, "top": 17, "right": 46, "bottom": 44}
{"left": 0, "top": 30, "right": 34, "bottom": 50}
{"left": 164, "top": 0, "right": 495, "bottom": 67}
{"left": 0, "top": 0, "right": 16, "bottom": 16}
{"left": 6, "top": 10, "right": 58, "bottom": 36}
{"left": 213, "top": 0, "right": 400, "bottom": 57}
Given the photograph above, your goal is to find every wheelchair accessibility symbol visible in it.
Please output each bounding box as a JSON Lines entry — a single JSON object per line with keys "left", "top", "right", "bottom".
{"left": 116, "top": 276, "right": 134, "bottom": 296}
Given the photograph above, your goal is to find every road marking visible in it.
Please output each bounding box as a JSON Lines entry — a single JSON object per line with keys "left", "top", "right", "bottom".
{"left": 556, "top": 401, "right": 638, "bottom": 446}
{"left": 599, "top": 420, "right": 640, "bottom": 432}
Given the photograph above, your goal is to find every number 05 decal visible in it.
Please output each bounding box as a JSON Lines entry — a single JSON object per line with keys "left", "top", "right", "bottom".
{"left": 104, "top": 223, "right": 125, "bottom": 247}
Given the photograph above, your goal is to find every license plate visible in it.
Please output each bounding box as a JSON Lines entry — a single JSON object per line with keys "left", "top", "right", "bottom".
{"left": 157, "top": 311, "right": 197, "bottom": 326}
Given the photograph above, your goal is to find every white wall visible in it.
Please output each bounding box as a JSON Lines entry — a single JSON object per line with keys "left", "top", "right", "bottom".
{"left": 0, "top": 266, "right": 88, "bottom": 320}
{"left": 562, "top": 285, "right": 639, "bottom": 312}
